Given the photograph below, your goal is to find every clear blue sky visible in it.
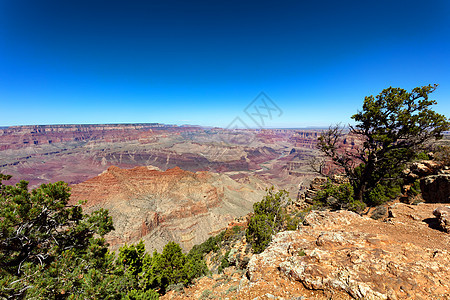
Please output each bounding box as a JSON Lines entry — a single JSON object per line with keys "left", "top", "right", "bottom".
{"left": 1, "top": 0, "right": 449, "bottom": 128}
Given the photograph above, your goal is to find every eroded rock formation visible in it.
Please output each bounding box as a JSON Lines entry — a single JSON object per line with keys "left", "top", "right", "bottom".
{"left": 70, "top": 165, "right": 267, "bottom": 252}
{"left": 0, "top": 124, "right": 321, "bottom": 193}
{"left": 421, "top": 174, "right": 450, "bottom": 203}
{"left": 164, "top": 203, "right": 450, "bottom": 299}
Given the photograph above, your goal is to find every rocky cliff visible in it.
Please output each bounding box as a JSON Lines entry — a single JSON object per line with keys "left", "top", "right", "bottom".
{"left": 70, "top": 165, "right": 268, "bottom": 252}
{"left": 0, "top": 123, "right": 173, "bottom": 151}
{"left": 163, "top": 203, "right": 450, "bottom": 299}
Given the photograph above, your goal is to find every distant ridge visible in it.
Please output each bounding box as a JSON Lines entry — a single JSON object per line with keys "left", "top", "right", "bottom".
{"left": 6, "top": 123, "right": 170, "bottom": 128}
{"left": 1, "top": 122, "right": 349, "bottom": 131}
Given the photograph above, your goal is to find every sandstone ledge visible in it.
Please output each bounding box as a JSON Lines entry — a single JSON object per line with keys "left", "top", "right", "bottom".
{"left": 164, "top": 204, "right": 450, "bottom": 299}
{"left": 243, "top": 207, "right": 450, "bottom": 299}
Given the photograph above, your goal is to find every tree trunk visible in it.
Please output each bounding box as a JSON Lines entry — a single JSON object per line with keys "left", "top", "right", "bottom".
{"left": 355, "top": 184, "right": 365, "bottom": 202}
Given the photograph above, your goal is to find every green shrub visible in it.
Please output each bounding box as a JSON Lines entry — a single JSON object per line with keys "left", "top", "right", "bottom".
{"left": 415, "top": 151, "right": 430, "bottom": 160}
{"left": 232, "top": 225, "right": 243, "bottom": 234}
{"left": 118, "top": 241, "right": 147, "bottom": 277}
{"left": 408, "top": 179, "right": 421, "bottom": 196}
{"left": 313, "top": 181, "right": 365, "bottom": 212}
{"left": 218, "top": 250, "right": 231, "bottom": 273}
{"left": 200, "top": 289, "right": 213, "bottom": 299}
{"left": 246, "top": 188, "right": 299, "bottom": 253}
{"left": 188, "top": 230, "right": 226, "bottom": 259}
{"left": 365, "top": 181, "right": 401, "bottom": 206}
{"left": 142, "top": 242, "right": 208, "bottom": 294}
{"left": 246, "top": 214, "right": 273, "bottom": 253}
{"left": 119, "top": 241, "right": 207, "bottom": 296}
{"left": 125, "top": 289, "right": 159, "bottom": 300}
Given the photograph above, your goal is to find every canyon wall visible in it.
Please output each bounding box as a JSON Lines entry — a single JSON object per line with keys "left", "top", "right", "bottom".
{"left": 70, "top": 165, "right": 268, "bottom": 252}
{"left": 0, "top": 124, "right": 324, "bottom": 193}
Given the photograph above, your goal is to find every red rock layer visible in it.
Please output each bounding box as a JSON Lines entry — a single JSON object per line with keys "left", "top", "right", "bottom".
{"left": 70, "top": 165, "right": 266, "bottom": 252}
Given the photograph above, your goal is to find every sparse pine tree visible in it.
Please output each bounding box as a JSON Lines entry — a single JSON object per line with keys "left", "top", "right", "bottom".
{"left": 317, "top": 84, "right": 449, "bottom": 206}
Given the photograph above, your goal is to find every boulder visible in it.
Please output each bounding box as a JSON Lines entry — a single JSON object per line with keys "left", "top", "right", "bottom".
{"left": 404, "top": 160, "right": 441, "bottom": 179}
{"left": 420, "top": 174, "right": 450, "bottom": 203}
{"left": 433, "top": 206, "right": 450, "bottom": 233}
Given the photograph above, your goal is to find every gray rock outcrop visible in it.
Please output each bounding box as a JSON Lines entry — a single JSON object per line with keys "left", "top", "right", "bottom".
{"left": 421, "top": 174, "right": 450, "bottom": 203}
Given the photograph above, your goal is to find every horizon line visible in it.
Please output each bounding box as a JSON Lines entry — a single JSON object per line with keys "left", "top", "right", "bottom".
{"left": 0, "top": 122, "right": 332, "bottom": 130}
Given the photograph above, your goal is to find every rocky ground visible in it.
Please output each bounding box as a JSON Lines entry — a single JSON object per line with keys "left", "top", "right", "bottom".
{"left": 162, "top": 202, "right": 450, "bottom": 300}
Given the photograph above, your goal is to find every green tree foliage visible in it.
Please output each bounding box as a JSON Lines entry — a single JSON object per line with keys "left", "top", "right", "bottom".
{"left": 0, "top": 174, "right": 120, "bottom": 299}
{"left": 115, "top": 241, "right": 151, "bottom": 296}
{"left": 217, "top": 250, "right": 231, "bottom": 273}
{"left": 188, "top": 231, "right": 225, "bottom": 259}
{"left": 124, "top": 289, "right": 159, "bottom": 300}
{"left": 148, "top": 242, "right": 189, "bottom": 291}
{"left": 246, "top": 214, "right": 273, "bottom": 253}
{"left": 317, "top": 84, "right": 449, "bottom": 206}
{"left": 140, "top": 241, "right": 207, "bottom": 294}
{"left": 246, "top": 188, "right": 299, "bottom": 253}
{"left": 124, "top": 290, "right": 159, "bottom": 300}
{"left": 313, "top": 181, "right": 366, "bottom": 212}
{"left": 0, "top": 174, "right": 209, "bottom": 299}
{"left": 115, "top": 240, "right": 208, "bottom": 297}
{"left": 118, "top": 241, "right": 147, "bottom": 278}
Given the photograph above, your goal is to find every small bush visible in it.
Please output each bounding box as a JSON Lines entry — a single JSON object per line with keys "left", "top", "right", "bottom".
{"left": 226, "top": 285, "right": 239, "bottom": 294}
{"left": 200, "top": 289, "right": 213, "bottom": 299}
{"left": 246, "top": 188, "right": 296, "bottom": 253}
{"left": 125, "top": 289, "right": 159, "bottom": 300}
{"left": 408, "top": 180, "right": 421, "bottom": 196}
{"left": 365, "top": 181, "right": 401, "bottom": 206}
{"left": 218, "top": 250, "right": 230, "bottom": 273}
{"left": 415, "top": 151, "right": 430, "bottom": 160}
{"left": 314, "top": 181, "right": 365, "bottom": 212}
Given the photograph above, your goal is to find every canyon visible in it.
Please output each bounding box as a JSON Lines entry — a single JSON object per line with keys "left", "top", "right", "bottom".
{"left": 0, "top": 123, "right": 324, "bottom": 251}
{"left": 1, "top": 123, "right": 449, "bottom": 299}
{"left": 0, "top": 124, "right": 323, "bottom": 194}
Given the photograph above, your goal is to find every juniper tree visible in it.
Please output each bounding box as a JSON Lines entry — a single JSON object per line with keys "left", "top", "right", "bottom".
{"left": 317, "top": 84, "right": 449, "bottom": 205}
{"left": 0, "top": 174, "right": 116, "bottom": 299}
{"left": 246, "top": 188, "right": 298, "bottom": 253}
